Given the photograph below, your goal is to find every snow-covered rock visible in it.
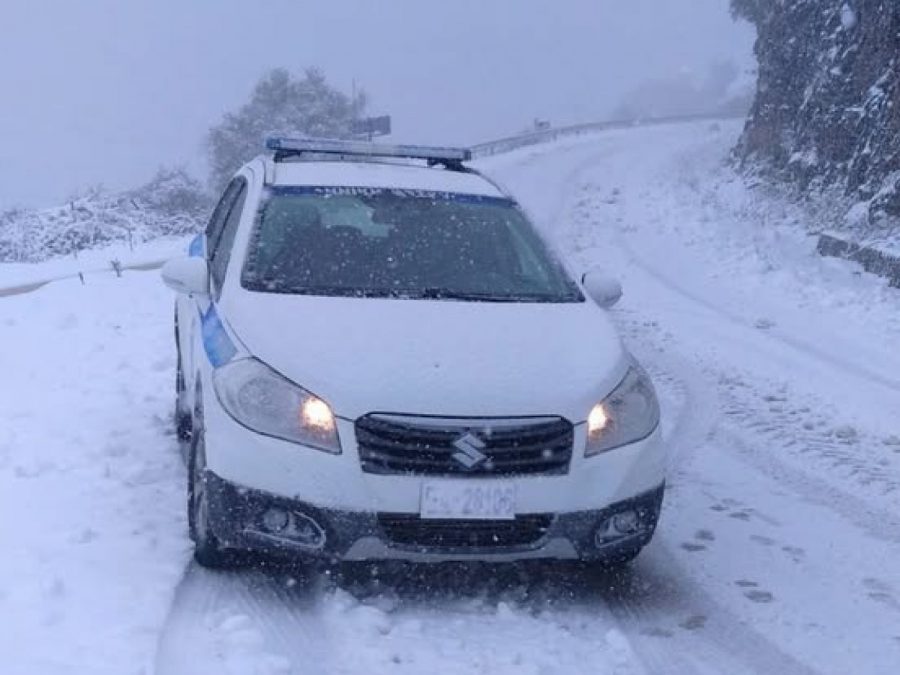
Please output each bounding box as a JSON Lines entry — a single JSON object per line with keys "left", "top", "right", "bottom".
{"left": 733, "top": 0, "right": 900, "bottom": 239}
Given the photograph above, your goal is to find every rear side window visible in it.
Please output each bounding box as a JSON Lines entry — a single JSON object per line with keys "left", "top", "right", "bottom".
{"left": 209, "top": 179, "right": 248, "bottom": 294}
{"left": 205, "top": 178, "right": 243, "bottom": 246}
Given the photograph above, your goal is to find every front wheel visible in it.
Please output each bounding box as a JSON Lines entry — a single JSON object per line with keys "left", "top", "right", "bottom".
{"left": 188, "top": 404, "right": 234, "bottom": 569}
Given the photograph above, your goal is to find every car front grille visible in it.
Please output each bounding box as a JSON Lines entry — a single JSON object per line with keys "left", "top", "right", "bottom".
{"left": 377, "top": 513, "right": 553, "bottom": 550}
{"left": 355, "top": 414, "right": 574, "bottom": 476}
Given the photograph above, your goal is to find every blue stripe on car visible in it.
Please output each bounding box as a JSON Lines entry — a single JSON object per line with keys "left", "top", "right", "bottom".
{"left": 188, "top": 233, "right": 205, "bottom": 257}
{"left": 201, "top": 304, "right": 237, "bottom": 367}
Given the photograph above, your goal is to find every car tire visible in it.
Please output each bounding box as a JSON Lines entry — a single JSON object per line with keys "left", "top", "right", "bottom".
{"left": 187, "top": 398, "right": 234, "bottom": 569}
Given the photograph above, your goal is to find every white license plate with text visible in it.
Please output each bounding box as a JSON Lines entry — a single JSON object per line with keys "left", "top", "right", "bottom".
{"left": 420, "top": 480, "right": 516, "bottom": 520}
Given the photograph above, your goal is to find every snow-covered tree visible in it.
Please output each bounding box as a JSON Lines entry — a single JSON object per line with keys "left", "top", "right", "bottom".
{"left": 128, "top": 167, "right": 210, "bottom": 218}
{"left": 206, "top": 68, "right": 367, "bottom": 191}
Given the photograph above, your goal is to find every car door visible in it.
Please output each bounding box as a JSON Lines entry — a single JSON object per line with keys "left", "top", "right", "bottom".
{"left": 180, "top": 177, "right": 247, "bottom": 391}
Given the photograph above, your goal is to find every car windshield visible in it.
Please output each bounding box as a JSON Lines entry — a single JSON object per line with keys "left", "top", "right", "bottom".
{"left": 241, "top": 186, "right": 583, "bottom": 302}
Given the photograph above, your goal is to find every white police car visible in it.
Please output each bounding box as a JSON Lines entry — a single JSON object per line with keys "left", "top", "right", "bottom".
{"left": 161, "top": 138, "right": 664, "bottom": 569}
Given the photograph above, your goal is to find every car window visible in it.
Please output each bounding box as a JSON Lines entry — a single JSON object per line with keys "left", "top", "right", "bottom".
{"left": 205, "top": 178, "right": 243, "bottom": 249}
{"left": 242, "top": 186, "right": 583, "bottom": 303}
{"left": 209, "top": 179, "right": 248, "bottom": 294}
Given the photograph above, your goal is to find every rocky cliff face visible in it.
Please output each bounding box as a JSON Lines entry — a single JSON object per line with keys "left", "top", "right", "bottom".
{"left": 733, "top": 0, "right": 900, "bottom": 227}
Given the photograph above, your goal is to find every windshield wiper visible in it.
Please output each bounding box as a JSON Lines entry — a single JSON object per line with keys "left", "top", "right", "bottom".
{"left": 245, "top": 280, "right": 576, "bottom": 302}
{"left": 420, "top": 287, "right": 545, "bottom": 302}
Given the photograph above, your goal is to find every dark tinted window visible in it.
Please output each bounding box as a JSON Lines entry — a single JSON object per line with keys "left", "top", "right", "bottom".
{"left": 205, "top": 178, "right": 243, "bottom": 246}
{"left": 242, "top": 187, "right": 582, "bottom": 303}
{"left": 209, "top": 180, "right": 248, "bottom": 293}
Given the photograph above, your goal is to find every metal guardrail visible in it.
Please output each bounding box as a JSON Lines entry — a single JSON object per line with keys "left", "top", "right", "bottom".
{"left": 817, "top": 233, "right": 900, "bottom": 288}
{"left": 0, "top": 258, "right": 168, "bottom": 298}
{"left": 470, "top": 112, "right": 746, "bottom": 159}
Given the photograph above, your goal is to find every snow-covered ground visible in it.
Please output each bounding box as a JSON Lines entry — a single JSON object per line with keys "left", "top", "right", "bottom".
{"left": 0, "top": 235, "right": 190, "bottom": 292}
{"left": 2, "top": 119, "right": 899, "bottom": 674}
{"left": 0, "top": 273, "right": 189, "bottom": 674}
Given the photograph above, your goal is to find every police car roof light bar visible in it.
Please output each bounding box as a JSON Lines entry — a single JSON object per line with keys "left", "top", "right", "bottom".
{"left": 266, "top": 137, "right": 472, "bottom": 168}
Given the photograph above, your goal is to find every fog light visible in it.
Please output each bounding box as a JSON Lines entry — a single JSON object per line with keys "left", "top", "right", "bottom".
{"left": 612, "top": 510, "right": 640, "bottom": 535}
{"left": 594, "top": 518, "right": 614, "bottom": 547}
{"left": 248, "top": 508, "right": 327, "bottom": 550}
{"left": 594, "top": 510, "right": 643, "bottom": 548}
{"left": 262, "top": 508, "right": 290, "bottom": 533}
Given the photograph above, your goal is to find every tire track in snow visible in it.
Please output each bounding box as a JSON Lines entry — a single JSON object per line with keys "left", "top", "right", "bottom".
{"left": 619, "top": 304, "right": 900, "bottom": 536}
{"left": 596, "top": 349, "right": 822, "bottom": 675}
{"left": 599, "top": 548, "right": 822, "bottom": 675}
{"left": 155, "top": 564, "right": 330, "bottom": 675}
{"left": 611, "top": 230, "right": 900, "bottom": 525}
{"left": 614, "top": 233, "right": 900, "bottom": 398}
{"left": 620, "top": 339, "right": 897, "bottom": 671}
{"left": 158, "top": 560, "right": 662, "bottom": 674}
{"left": 719, "top": 425, "right": 900, "bottom": 544}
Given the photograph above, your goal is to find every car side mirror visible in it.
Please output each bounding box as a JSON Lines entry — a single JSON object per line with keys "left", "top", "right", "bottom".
{"left": 161, "top": 257, "right": 209, "bottom": 296}
{"left": 582, "top": 269, "right": 622, "bottom": 309}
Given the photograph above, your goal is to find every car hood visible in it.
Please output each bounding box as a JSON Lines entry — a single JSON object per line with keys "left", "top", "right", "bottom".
{"left": 223, "top": 292, "right": 629, "bottom": 422}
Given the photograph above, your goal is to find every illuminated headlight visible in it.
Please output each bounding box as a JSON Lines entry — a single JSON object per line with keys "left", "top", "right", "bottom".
{"left": 213, "top": 358, "right": 341, "bottom": 454}
{"left": 585, "top": 365, "right": 659, "bottom": 456}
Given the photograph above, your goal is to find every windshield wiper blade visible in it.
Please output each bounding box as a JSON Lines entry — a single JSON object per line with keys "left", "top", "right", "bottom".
{"left": 420, "top": 287, "right": 528, "bottom": 302}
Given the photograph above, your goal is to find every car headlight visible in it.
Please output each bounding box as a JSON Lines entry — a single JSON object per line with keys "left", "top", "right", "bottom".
{"left": 213, "top": 358, "right": 341, "bottom": 454}
{"left": 585, "top": 365, "right": 659, "bottom": 456}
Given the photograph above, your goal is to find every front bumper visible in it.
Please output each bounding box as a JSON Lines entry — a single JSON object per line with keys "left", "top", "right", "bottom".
{"left": 203, "top": 392, "right": 667, "bottom": 516}
{"left": 205, "top": 472, "right": 665, "bottom": 563}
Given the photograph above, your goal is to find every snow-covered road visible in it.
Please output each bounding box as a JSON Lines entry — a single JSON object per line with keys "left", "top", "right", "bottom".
{"left": 3, "top": 120, "right": 899, "bottom": 674}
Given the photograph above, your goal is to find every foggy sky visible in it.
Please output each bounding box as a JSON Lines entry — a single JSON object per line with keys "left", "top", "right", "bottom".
{"left": 0, "top": 0, "right": 754, "bottom": 207}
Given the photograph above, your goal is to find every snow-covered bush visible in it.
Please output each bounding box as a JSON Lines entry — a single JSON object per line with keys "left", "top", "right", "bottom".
{"left": 128, "top": 167, "right": 210, "bottom": 221}
{"left": 0, "top": 168, "right": 209, "bottom": 263}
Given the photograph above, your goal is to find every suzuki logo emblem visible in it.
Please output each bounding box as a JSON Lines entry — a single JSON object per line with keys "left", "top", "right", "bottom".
{"left": 452, "top": 432, "right": 488, "bottom": 469}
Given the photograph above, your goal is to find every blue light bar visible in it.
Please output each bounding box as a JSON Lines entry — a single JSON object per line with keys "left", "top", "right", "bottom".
{"left": 265, "top": 137, "right": 472, "bottom": 163}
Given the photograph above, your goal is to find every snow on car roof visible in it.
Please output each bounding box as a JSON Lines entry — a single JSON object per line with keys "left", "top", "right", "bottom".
{"left": 269, "top": 159, "right": 505, "bottom": 198}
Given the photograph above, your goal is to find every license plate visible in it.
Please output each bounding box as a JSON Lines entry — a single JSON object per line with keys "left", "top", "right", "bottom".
{"left": 420, "top": 480, "right": 516, "bottom": 520}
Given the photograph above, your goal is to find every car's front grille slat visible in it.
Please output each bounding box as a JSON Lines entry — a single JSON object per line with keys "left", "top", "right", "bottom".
{"left": 355, "top": 415, "right": 573, "bottom": 477}
{"left": 360, "top": 451, "right": 446, "bottom": 470}
{"left": 355, "top": 430, "right": 454, "bottom": 457}
{"left": 378, "top": 513, "right": 553, "bottom": 549}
